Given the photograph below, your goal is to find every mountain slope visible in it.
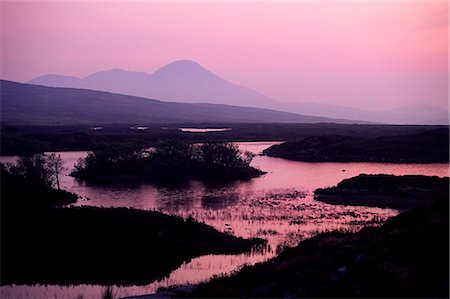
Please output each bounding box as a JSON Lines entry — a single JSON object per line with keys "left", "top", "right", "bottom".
{"left": 281, "top": 102, "right": 449, "bottom": 125}
{"left": 28, "top": 60, "right": 448, "bottom": 125}
{"left": 28, "top": 60, "right": 276, "bottom": 108}
{"left": 0, "top": 80, "right": 362, "bottom": 125}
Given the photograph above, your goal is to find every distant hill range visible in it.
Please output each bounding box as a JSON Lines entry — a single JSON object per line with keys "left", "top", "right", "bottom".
{"left": 0, "top": 80, "right": 364, "bottom": 126}
{"left": 28, "top": 60, "right": 448, "bottom": 125}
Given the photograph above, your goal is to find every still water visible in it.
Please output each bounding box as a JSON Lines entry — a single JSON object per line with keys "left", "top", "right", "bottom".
{"left": 1, "top": 142, "right": 448, "bottom": 299}
{"left": 179, "top": 127, "right": 232, "bottom": 133}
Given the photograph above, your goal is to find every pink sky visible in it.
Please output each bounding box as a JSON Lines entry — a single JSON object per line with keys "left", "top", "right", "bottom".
{"left": 1, "top": 1, "right": 448, "bottom": 110}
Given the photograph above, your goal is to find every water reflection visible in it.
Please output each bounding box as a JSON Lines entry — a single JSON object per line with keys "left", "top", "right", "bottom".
{"left": 0, "top": 142, "right": 448, "bottom": 299}
{"left": 201, "top": 193, "right": 240, "bottom": 210}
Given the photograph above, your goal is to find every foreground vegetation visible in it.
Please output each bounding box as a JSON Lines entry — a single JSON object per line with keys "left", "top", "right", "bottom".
{"left": 1, "top": 156, "right": 264, "bottom": 286}
{"left": 263, "top": 131, "right": 449, "bottom": 163}
{"left": 184, "top": 175, "right": 449, "bottom": 298}
{"left": 1, "top": 206, "right": 264, "bottom": 286}
{"left": 1, "top": 155, "right": 77, "bottom": 208}
{"left": 71, "top": 141, "right": 264, "bottom": 183}
{"left": 315, "top": 174, "right": 449, "bottom": 210}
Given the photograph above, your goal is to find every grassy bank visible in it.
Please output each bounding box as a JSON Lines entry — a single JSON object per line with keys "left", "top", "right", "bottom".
{"left": 186, "top": 198, "right": 448, "bottom": 298}
{"left": 315, "top": 174, "right": 449, "bottom": 210}
{"left": 1, "top": 206, "right": 264, "bottom": 286}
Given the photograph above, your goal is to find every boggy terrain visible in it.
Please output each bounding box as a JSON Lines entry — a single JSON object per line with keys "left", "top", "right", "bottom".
{"left": 179, "top": 175, "right": 449, "bottom": 298}
{"left": 262, "top": 131, "right": 449, "bottom": 163}
{"left": 315, "top": 174, "right": 449, "bottom": 210}
{"left": 1, "top": 123, "right": 447, "bottom": 156}
{"left": 1, "top": 157, "right": 263, "bottom": 286}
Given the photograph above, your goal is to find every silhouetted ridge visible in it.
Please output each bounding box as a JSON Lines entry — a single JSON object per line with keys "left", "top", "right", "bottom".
{"left": 1, "top": 80, "right": 362, "bottom": 125}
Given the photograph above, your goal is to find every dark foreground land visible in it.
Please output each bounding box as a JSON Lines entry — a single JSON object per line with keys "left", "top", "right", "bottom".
{"left": 180, "top": 175, "right": 449, "bottom": 298}
{"left": 1, "top": 165, "right": 263, "bottom": 286}
{"left": 1, "top": 123, "right": 448, "bottom": 156}
{"left": 263, "top": 129, "right": 449, "bottom": 163}
{"left": 1, "top": 207, "right": 263, "bottom": 286}
{"left": 315, "top": 174, "right": 450, "bottom": 210}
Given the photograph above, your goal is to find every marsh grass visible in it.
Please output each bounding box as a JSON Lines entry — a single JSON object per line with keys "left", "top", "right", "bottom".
{"left": 102, "top": 286, "right": 115, "bottom": 299}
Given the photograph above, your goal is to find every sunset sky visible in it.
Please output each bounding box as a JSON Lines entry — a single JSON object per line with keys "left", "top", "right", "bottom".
{"left": 1, "top": 1, "right": 448, "bottom": 110}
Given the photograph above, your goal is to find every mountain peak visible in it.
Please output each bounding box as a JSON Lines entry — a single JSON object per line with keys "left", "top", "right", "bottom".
{"left": 28, "top": 74, "right": 81, "bottom": 87}
{"left": 85, "top": 68, "right": 131, "bottom": 79}
{"left": 151, "top": 60, "right": 214, "bottom": 78}
{"left": 104, "top": 68, "right": 128, "bottom": 73}
{"left": 167, "top": 60, "right": 202, "bottom": 68}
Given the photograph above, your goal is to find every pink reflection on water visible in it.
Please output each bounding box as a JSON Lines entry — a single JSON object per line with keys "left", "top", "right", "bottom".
{"left": 0, "top": 142, "right": 448, "bottom": 298}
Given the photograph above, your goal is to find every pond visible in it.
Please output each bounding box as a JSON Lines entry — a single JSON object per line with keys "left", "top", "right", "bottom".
{"left": 179, "top": 127, "right": 232, "bottom": 133}
{"left": 0, "top": 142, "right": 448, "bottom": 298}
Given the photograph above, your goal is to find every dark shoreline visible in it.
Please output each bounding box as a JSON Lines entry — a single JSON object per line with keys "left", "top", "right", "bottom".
{"left": 262, "top": 131, "right": 449, "bottom": 164}
{"left": 1, "top": 206, "right": 265, "bottom": 286}
{"left": 314, "top": 174, "right": 450, "bottom": 210}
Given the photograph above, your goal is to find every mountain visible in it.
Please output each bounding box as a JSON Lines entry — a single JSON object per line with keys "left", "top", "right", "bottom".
{"left": 29, "top": 60, "right": 275, "bottom": 108}
{"left": 30, "top": 74, "right": 82, "bottom": 87}
{"left": 280, "top": 103, "right": 449, "bottom": 125}
{"left": 380, "top": 104, "right": 449, "bottom": 125}
{"left": 28, "top": 60, "right": 448, "bottom": 125}
{"left": 0, "top": 80, "right": 363, "bottom": 126}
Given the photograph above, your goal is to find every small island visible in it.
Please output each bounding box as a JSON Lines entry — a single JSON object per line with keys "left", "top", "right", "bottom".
{"left": 71, "top": 141, "right": 265, "bottom": 183}
{"left": 1, "top": 155, "right": 264, "bottom": 286}
{"left": 314, "top": 174, "right": 449, "bottom": 210}
{"left": 262, "top": 131, "right": 449, "bottom": 163}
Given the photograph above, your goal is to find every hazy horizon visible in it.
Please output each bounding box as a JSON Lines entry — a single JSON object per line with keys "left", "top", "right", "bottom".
{"left": 1, "top": 1, "right": 448, "bottom": 110}
{"left": 21, "top": 60, "right": 448, "bottom": 112}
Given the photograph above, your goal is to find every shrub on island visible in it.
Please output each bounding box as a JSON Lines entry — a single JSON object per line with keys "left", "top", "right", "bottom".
{"left": 71, "top": 141, "right": 264, "bottom": 183}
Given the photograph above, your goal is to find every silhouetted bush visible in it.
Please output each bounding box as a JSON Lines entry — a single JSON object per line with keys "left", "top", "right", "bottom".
{"left": 1, "top": 155, "right": 77, "bottom": 208}
{"left": 71, "top": 141, "right": 263, "bottom": 183}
